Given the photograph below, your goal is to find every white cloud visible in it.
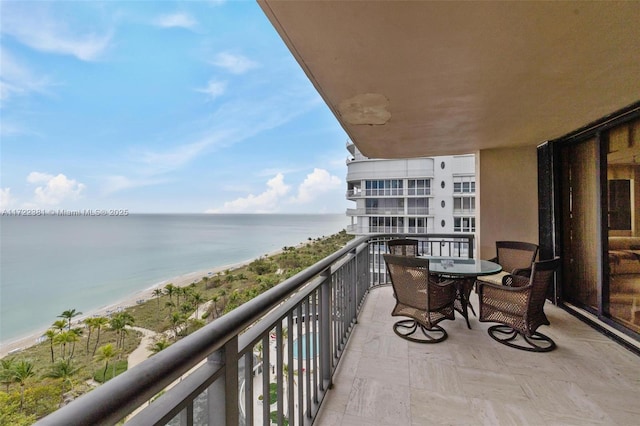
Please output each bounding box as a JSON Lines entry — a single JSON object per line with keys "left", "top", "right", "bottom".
{"left": 101, "top": 175, "right": 167, "bottom": 195}
{"left": 207, "top": 173, "right": 290, "bottom": 213}
{"left": 197, "top": 79, "right": 227, "bottom": 100}
{"left": 0, "top": 47, "right": 53, "bottom": 105}
{"left": 136, "top": 131, "right": 232, "bottom": 174}
{"left": 208, "top": 169, "right": 344, "bottom": 214}
{"left": 130, "top": 84, "right": 317, "bottom": 178}
{"left": 154, "top": 13, "right": 197, "bottom": 29}
{"left": 211, "top": 52, "right": 259, "bottom": 74}
{"left": 107, "top": 71, "right": 319, "bottom": 196}
{"left": 1, "top": 3, "right": 112, "bottom": 61}
{"left": 291, "top": 169, "right": 342, "bottom": 204}
{"left": 0, "top": 188, "right": 14, "bottom": 209}
{"left": 27, "top": 172, "right": 86, "bottom": 205}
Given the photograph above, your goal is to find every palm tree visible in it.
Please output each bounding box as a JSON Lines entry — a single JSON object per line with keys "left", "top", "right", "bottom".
{"left": 110, "top": 312, "right": 134, "bottom": 349}
{"left": 211, "top": 295, "right": 220, "bottom": 318}
{"left": 69, "top": 327, "right": 83, "bottom": 358}
{"left": 45, "top": 358, "right": 80, "bottom": 396}
{"left": 164, "top": 283, "right": 176, "bottom": 305}
{"left": 152, "top": 288, "right": 164, "bottom": 317}
{"left": 175, "top": 286, "right": 182, "bottom": 309}
{"left": 92, "top": 317, "right": 109, "bottom": 356}
{"left": 169, "top": 312, "right": 185, "bottom": 341}
{"left": 51, "top": 319, "right": 67, "bottom": 332}
{"left": 58, "top": 308, "right": 82, "bottom": 330}
{"left": 13, "top": 359, "right": 35, "bottom": 410}
{"left": 54, "top": 330, "right": 77, "bottom": 359}
{"left": 120, "top": 312, "right": 134, "bottom": 348}
{"left": 44, "top": 329, "right": 57, "bottom": 363}
{"left": 83, "top": 318, "right": 96, "bottom": 353}
{"left": 94, "top": 343, "right": 118, "bottom": 382}
{"left": 147, "top": 338, "right": 171, "bottom": 356}
{"left": 180, "top": 303, "right": 192, "bottom": 316}
{"left": 191, "top": 292, "right": 205, "bottom": 318}
{"left": 165, "top": 300, "right": 176, "bottom": 314}
{"left": 0, "top": 358, "right": 16, "bottom": 392}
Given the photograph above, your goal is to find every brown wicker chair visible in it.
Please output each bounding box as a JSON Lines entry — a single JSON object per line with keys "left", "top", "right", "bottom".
{"left": 478, "top": 257, "right": 560, "bottom": 352}
{"left": 387, "top": 238, "right": 419, "bottom": 256}
{"left": 476, "top": 241, "right": 539, "bottom": 287}
{"left": 384, "top": 254, "right": 456, "bottom": 343}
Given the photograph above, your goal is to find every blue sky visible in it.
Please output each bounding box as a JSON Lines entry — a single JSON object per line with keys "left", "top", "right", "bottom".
{"left": 0, "top": 0, "right": 350, "bottom": 214}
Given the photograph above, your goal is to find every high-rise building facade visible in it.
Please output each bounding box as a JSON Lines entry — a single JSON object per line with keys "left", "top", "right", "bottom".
{"left": 346, "top": 141, "right": 476, "bottom": 236}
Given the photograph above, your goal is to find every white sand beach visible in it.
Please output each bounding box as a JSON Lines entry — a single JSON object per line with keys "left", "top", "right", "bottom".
{"left": 0, "top": 256, "right": 263, "bottom": 358}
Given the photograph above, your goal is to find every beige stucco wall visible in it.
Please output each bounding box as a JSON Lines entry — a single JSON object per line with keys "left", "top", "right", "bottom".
{"left": 477, "top": 146, "right": 539, "bottom": 259}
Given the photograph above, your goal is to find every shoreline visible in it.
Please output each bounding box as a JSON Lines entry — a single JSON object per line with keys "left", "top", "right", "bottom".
{"left": 0, "top": 250, "right": 285, "bottom": 358}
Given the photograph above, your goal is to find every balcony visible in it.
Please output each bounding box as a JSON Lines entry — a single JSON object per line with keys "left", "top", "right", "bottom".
{"left": 315, "top": 285, "right": 640, "bottom": 425}
{"left": 453, "top": 208, "right": 476, "bottom": 215}
{"left": 347, "top": 208, "right": 412, "bottom": 216}
{"left": 36, "top": 235, "right": 639, "bottom": 425}
{"left": 346, "top": 189, "right": 363, "bottom": 199}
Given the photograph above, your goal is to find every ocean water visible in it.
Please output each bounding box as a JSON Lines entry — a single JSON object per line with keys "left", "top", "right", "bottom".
{"left": 0, "top": 214, "right": 349, "bottom": 345}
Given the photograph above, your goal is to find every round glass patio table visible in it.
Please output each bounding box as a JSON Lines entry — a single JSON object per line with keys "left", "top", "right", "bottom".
{"left": 422, "top": 257, "right": 502, "bottom": 328}
{"left": 427, "top": 258, "right": 502, "bottom": 277}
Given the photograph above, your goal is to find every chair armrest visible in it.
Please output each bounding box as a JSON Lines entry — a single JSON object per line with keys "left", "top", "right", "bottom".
{"left": 502, "top": 274, "right": 529, "bottom": 287}
{"left": 511, "top": 267, "right": 531, "bottom": 278}
{"left": 429, "top": 275, "right": 456, "bottom": 287}
{"left": 487, "top": 256, "right": 498, "bottom": 263}
{"left": 478, "top": 279, "right": 531, "bottom": 293}
{"left": 433, "top": 278, "right": 456, "bottom": 288}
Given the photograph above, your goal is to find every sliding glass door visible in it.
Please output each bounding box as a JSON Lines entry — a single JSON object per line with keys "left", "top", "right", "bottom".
{"left": 606, "top": 118, "right": 640, "bottom": 333}
{"left": 560, "top": 138, "right": 600, "bottom": 310}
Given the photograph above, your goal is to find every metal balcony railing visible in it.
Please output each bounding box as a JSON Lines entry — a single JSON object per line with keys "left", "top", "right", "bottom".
{"left": 35, "top": 233, "right": 474, "bottom": 426}
{"left": 359, "top": 208, "right": 408, "bottom": 215}
{"left": 453, "top": 208, "right": 476, "bottom": 215}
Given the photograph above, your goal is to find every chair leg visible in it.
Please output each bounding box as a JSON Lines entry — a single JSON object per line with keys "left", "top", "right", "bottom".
{"left": 393, "top": 319, "right": 448, "bottom": 343}
{"left": 487, "top": 325, "right": 556, "bottom": 352}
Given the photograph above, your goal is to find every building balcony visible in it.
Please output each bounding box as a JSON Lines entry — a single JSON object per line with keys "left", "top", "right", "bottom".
{"left": 346, "top": 207, "right": 432, "bottom": 216}
{"left": 364, "top": 190, "right": 405, "bottom": 197}
{"left": 346, "top": 189, "right": 363, "bottom": 199}
{"left": 36, "top": 235, "right": 640, "bottom": 426}
{"left": 406, "top": 208, "right": 430, "bottom": 215}
{"left": 344, "top": 189, "right": 433, "bottom": 198}
{"left": 453, "top": 208, "right": 476, "bottom": 215}
{"left": 406, "top": 226, "right": 429, "bottom": 234}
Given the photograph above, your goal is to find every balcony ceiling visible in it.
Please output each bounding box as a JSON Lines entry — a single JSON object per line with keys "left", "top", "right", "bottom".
{"left": 258, "top": 0, "right": 640, "bottom": 158}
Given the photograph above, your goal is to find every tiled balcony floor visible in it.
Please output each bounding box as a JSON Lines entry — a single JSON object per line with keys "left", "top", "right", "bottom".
{"left": 316, "top": 285, "right": 640, "bottom": 425}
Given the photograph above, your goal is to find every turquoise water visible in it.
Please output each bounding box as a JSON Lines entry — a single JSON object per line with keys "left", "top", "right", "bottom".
{"left": 0, "top": 214, "right": 349, "bottom": 345}
{"left": 292, "top": 333, "right": 317, "bottom": 360}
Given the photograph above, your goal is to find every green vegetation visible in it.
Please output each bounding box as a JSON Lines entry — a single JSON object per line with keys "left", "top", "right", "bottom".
{"left": 0, "top": 311, "right": 141, "bottom": 424}
{"left": 129, "top": 230, "right": 353, "bottom": 332}
{"left": 0, "top": 230, "right": 352, "bottom": 424}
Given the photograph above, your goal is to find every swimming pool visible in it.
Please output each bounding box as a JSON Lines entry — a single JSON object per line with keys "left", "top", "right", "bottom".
{"left": 292, "top": 333, "right": 317, "bottom": 360}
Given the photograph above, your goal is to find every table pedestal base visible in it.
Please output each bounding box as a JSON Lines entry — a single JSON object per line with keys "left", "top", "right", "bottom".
{"left": 453, "top": 278, "right": 476, "bottom": 329}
